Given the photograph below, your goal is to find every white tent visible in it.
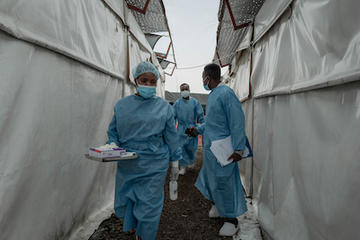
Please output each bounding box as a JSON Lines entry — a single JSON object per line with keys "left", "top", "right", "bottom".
{"left": 0, "top": 0, "right": 173, "bottom": 239}
{"left": 215, "top": 0, "right": 360, "bottom": 239}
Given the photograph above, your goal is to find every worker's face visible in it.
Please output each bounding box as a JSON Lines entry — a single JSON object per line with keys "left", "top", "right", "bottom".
{"left": 202, "top": 72, "right": 210, "bottom": 86}
{"left": 136, "top": 72, "right": 157, "bottom": 87}
{"left": 180, "top": 85, "right": 190, "bottom": 92}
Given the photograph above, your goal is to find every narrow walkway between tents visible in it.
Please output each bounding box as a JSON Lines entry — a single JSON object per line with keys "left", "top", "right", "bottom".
{"left": 88, "top": 148, "right": 262, "bottom": 240}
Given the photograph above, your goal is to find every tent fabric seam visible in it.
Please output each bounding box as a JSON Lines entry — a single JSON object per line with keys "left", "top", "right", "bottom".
{"left": 252, "top": 70, "right": 360, "bottom": 99}
{"left": 253, "top": 0, "right": 293, "bottom": 44}
{"left": 102, "top": 0, "right": 126, "bottom": 27}
{"left": 114, "top": 1, "right": 153, "bottom": 53}
{"left": 0, "top": 18, "right": 127, "bottom": 81}
{"left": 0, "top": 2, "right": 157, "bottom": 83}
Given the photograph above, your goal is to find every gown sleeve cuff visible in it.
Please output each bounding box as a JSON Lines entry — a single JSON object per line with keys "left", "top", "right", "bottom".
{"left": 170, "top": 161, "right": 179, "bottom": 167}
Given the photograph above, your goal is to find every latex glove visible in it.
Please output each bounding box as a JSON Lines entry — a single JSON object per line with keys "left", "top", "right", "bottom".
{"left": 170, "top": 161, "right": 179, "bottom": 181}
{"left": 98, "top": 142, "right": 118, "bottom": 150}
{"left": 109, "top": 142, "right": 119, "bottom": 148}
{"left": 98, "top": 144, "right": 110, "bottom": 150}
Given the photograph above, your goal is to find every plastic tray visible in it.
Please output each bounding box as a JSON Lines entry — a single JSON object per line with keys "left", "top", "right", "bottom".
{"left": 84, "top": 152, "right": 138, "bottom": 162}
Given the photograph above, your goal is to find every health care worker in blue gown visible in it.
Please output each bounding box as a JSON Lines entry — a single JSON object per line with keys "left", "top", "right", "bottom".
{"left": 173, "top": 83, "right": 204, "bottom": 175}
{"left": 188, "top": 63, "right": 250, "bottom": 237}
{"left": 106, "top": 61, "right": 180, "bottom": 240}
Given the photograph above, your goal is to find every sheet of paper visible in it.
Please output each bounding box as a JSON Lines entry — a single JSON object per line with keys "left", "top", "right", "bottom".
{"left": 210, "top": 136, "right": 234, "bottom": 167}
{"left": 210, "top": 136, "right": 253, "bottom": 167}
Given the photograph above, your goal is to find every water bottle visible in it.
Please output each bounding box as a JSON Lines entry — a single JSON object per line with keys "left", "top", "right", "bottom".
{"left": 169, "top": 180, "right": 178, "bottom": 200}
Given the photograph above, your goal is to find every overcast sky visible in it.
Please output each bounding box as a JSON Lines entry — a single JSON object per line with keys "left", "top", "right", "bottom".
{"left": 155, "top": 0, "right": 220, "bottom": 94}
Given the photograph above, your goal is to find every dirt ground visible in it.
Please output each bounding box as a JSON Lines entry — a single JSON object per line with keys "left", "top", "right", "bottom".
{"left": 88, "top": 148, "right": 233, "bottom": 240}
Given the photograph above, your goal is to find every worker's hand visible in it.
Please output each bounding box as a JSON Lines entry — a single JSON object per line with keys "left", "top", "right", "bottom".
{"left": 185, "top": 128, "right": 192, "bottom": 136}
{"left": 227, "top": 152, "right": 242, "bottom": 162}
{"left": 170, "top": 161, "right": 179, "bottom": 181}
{"left": 191, "top": 127, "right": 199, "bottom": 137}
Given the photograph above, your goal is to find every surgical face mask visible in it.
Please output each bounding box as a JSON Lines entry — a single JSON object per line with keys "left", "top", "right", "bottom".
{"left": 181, "top": 90, "right": 190, "bottom": 98}
{"left": 203, "top": 77, "right": 210, "bottom": 91}
{"left": 137, "top": 85, "right": 156, "bottom": 99}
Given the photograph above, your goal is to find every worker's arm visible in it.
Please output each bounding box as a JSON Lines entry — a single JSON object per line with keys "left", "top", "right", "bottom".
{"left": 164, "top": 105, "right": 181, "bottom": 162}
{"left": 196, "top": 101, "right": 205, "bottom": 125}
{"left": 164, "top": 105, "right": 180, "bottom": 180}
{"left": 223, "top": 89, "right": 246, "bottom": 162}
{"left": 106, "top": 107, "right": 121, "bottom": 146}
{"left": 195, "top": 122, "right": 205, "bottom": 135}
{"left": 186, "top": 101, "right": 205, "bottom": 137}
{"left": 172, "top": 101, "right": 178, "bottom": 122}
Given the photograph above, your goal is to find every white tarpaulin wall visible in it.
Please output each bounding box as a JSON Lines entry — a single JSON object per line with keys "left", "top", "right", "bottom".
{"left": 252, "top": 0, "right": 360, "bottom": 98}
{"left": 222, "top": 0, "right": 360, "bottom": 239}
{"left": 0, "top": 1, "right": 165, "bottom": 240}
{"left": 253, "top": 82, "right": 360, "bottom": 240}
{"left": 227, "top": 49, "right": 251, "bottom": 102}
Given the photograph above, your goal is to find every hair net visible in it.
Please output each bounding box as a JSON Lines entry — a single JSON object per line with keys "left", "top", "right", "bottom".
{"left": 132, "top": 61, "right": 160, "bottom": 80}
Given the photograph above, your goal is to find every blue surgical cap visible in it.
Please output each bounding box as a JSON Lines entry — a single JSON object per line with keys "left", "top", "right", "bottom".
{"left": 132, "top": 61, "right": 160, "bottom": 80}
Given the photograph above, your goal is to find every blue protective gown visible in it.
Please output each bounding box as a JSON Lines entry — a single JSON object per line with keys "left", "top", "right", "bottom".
{"left": 195, "top": 85, "right": 248, "bottom": 218}
{"left": 107, "top": 94, "right": 179, "bottom": 240}
{"left": 173, "top": 97, "right": 205, "bottom": 167}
